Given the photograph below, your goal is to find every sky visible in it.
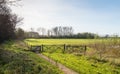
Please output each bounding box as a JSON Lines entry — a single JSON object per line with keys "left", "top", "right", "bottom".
{"left": 11, "top": 0, "right": 120, "bottom": 35}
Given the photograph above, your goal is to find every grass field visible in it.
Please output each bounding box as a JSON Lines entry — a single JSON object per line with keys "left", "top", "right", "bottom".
{"left": 43, "top": 52, "right": 120, "bottom": 74}
{"left": 25, "top": 38, "right": 116, "bottom": 45}
{"left": 25, "top": 39, "right": 120, "bottom": 74}
{"left": 25, "top": 38, "right": 120, "bottom": 74}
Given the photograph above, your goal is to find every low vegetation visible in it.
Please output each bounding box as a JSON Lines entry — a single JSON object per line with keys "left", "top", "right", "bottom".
{"left": 43, "top": 53, "right": 120, "bottom": 74}
{"left": 0, "top": 41, "right": 63, "bottom": 74}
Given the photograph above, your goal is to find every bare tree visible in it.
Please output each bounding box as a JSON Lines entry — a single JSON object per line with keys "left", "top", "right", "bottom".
{"left": 47, "top": 30, "right": 53, "bottom": 37}
{"left": 0, "top": 0, "right": 22, "bottom": 43}
{"left": 53, "top": 27, "right": 58, "bottom": 36}
{"left": 52, "top": 26, "right": 74, "bottom": 37}
{"left": 37, "top": 27, "right": 46, "bottom": 36}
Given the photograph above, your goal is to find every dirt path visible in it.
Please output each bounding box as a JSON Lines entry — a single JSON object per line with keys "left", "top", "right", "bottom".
{"left": 37, "top": 53, "right": 79, "bottom": 74}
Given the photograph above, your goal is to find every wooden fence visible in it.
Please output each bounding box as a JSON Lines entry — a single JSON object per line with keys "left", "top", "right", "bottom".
{"left": 30, "top": 44, "right": 87, "bottom": 55}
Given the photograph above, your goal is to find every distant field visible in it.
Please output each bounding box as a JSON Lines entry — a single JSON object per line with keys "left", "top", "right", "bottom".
{"left": 25, "top": 38, "right": 112, "bottom": 45}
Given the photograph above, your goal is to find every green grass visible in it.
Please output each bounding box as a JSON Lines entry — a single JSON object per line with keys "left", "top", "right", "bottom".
{"left": 43, "top": 52, "right": 120, "bottom": 74}
{"left": 25, "top": 38, "right": 120, "bottom": 74}
{"left": 25, "top": 39, "right": 104, "bottom": 45}
{"left": 0, "top": 41, "right": 63, "bottom": 74}
{"left": 25, "top": 38, "right": 120, "bottom": 46}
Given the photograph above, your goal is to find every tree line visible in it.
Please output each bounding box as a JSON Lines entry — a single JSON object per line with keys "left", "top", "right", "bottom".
{"left": 18, "top": 26, "right": 119, "bottom": 39}
{"left": 16, "top": 26, "right": 100, "bottom": 39}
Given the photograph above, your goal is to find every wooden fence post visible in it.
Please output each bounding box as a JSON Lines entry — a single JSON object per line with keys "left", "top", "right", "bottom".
{"left": 63, "top": 44, "right": 66, "bottom": 53}
{"left": 40, "top": 45, "right": 42, "bottom": 52}
{"left": 42, "top": 44, "right": 43, "bottom": 52}
{"left": 84, "top": 45, "right": 87, "bottom": 56}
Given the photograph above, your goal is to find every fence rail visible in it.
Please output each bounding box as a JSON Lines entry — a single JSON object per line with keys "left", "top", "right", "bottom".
{"left": 29, "top": 44, "right": 87, "bottom": 55}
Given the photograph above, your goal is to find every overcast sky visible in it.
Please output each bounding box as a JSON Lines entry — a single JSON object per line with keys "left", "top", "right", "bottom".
{"left": 11, "top": 0, "right": 120, "bottom": 35}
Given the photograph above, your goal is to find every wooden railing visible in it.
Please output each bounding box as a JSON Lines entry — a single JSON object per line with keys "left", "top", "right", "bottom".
{"left": 30, "top": 44, "right": 87, "bottom": 55}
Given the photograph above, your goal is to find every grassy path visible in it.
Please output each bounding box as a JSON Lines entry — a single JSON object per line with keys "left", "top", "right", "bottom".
{"left": 37, "top": 53, "right": 79, "bottom": 74}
